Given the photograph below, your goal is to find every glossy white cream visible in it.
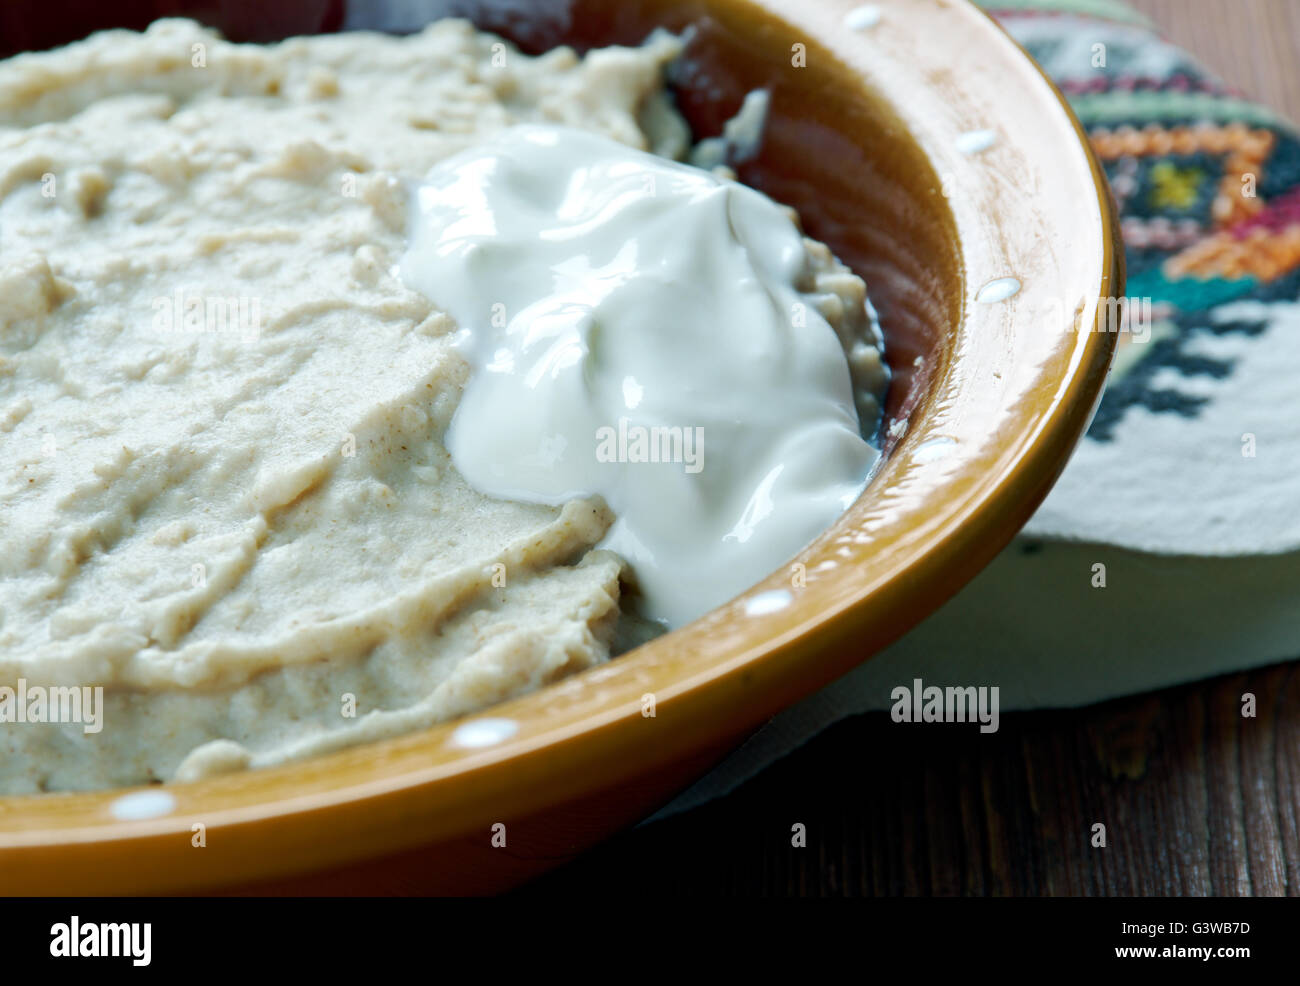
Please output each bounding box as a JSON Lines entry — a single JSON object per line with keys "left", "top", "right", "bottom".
{"left": 402, "top": 126, "right": 888, "bottom": 626}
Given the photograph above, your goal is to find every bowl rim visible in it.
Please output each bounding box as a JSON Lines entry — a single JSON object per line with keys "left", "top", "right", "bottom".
{"left": 0, "top": 0, "right": 1123, "bottom": 892}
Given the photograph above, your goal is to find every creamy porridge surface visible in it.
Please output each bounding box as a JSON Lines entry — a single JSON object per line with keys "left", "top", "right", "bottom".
{"left": 0, "top": 19, "right": 883, "bottom": 793}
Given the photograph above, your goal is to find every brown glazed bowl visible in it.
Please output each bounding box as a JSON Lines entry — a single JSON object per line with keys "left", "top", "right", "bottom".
{"left": 0, "top": 0, "right": 1121, "bottom": 893}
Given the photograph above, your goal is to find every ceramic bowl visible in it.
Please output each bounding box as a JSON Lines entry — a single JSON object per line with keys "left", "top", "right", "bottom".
{"left": 0, "top": 0, "right": 1121, "bottom": 893}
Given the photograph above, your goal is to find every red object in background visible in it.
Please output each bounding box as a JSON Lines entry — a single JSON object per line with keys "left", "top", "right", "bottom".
{"left": 0, "top": 0, "right": 344, "bottom": 57}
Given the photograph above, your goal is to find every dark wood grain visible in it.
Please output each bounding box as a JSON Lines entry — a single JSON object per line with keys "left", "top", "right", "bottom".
{"left": 521, "top": 662, "right": 1299, "bottom": 896}
{"left": 525, "top": 1, "right": 1300, "bottom": 897}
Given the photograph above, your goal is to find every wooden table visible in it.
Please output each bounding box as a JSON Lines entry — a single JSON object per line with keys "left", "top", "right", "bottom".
{"left": 1131, "top": 0, "right": 1299, "bottom": 125}
{"left": 522, "top": 0, "right": 1300, "bottom": 897}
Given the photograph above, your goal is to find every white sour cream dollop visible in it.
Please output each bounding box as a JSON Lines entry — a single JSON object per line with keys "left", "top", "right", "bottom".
{"left": 401, "top": 125, "right": 884, "bottom": 627}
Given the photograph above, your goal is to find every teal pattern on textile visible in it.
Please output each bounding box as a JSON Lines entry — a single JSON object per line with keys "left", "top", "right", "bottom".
{"left": 979, "top": 0, "right": 1300, "bottom": 440}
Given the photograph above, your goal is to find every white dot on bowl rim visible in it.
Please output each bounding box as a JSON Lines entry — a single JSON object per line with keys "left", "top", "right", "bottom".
{"left": 110, "top": 789, "right": 176, "bottom": 821}
{"left": 450, "top": 717, "right": 519, "bottom": 748}
{"left": 955, "top": 129, "right": 998, "bottom": 155}
{"left": 844, "top": 5, "right": 882, "bottom": 30}
{"left": 912, "top": 436, "right": 958, "bottom": 462}
{"left": 976, "top": 277, "right": 1022, "bottom": 304}
{"left": 744, "top": 588, "right": 794, "bottom": 616}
